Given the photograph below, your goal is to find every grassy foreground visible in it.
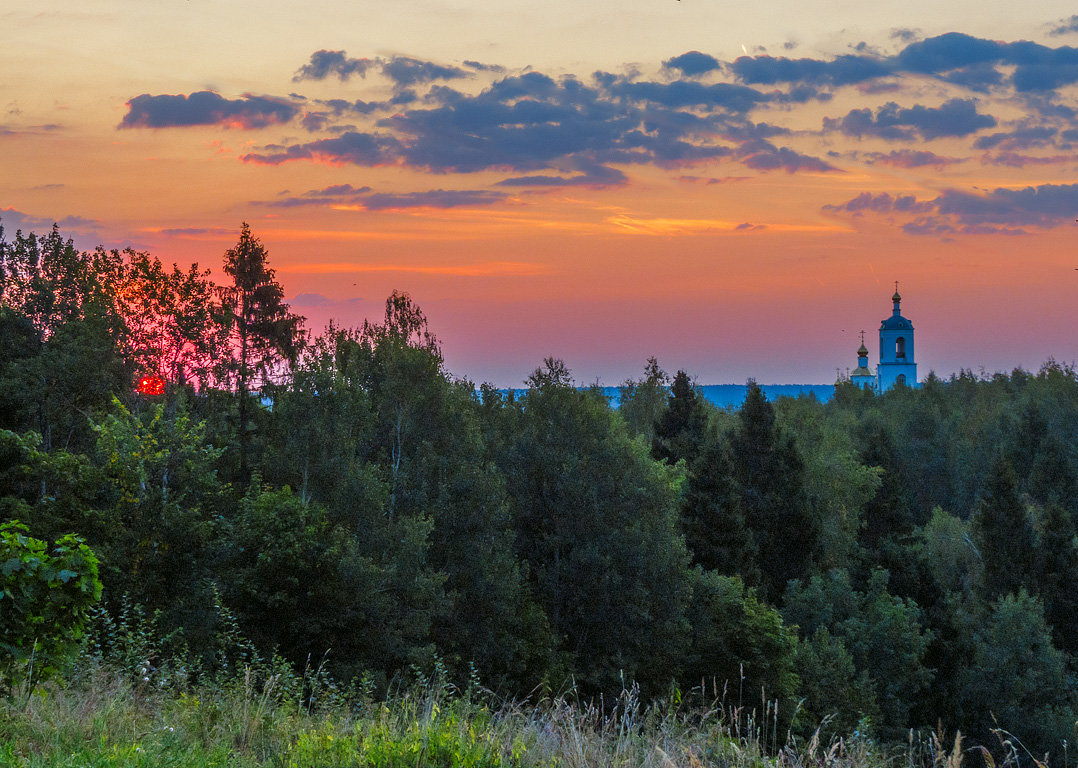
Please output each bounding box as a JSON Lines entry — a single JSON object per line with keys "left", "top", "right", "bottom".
{"left": 0, "top": 664, "right": 972, "bottom": 768}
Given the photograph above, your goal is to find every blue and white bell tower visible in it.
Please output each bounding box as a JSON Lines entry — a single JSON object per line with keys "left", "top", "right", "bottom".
{"left": 877, "top": 284, "right": 917, "bottom": 390}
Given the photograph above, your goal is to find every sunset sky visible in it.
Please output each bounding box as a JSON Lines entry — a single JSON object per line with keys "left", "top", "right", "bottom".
{"left": 3, "top": 1, "right": 1078, "bottom": 386}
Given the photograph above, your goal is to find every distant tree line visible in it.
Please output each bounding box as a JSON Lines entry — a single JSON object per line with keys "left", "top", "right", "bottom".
{"left": 2, "top": 220, "right": 1078, "bottom": 760}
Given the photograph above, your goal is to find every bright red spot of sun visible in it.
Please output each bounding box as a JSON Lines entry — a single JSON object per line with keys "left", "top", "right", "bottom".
{"left": 136, "top": 375, "right": 166, "bottom": 396}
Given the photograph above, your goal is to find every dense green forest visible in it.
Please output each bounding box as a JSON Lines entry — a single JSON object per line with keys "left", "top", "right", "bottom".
{"left": 3, "top": 221, "right": 1078, "bottom": 762}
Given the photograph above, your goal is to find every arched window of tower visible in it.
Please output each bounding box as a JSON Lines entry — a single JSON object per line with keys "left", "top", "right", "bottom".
{"left": 896, "top": 337, "right": 906, "bottom": 359}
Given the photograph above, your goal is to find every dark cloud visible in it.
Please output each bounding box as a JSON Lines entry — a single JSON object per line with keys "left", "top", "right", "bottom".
{"left": 826, "top": 183, "right": 1078, "bottom": 235}
{"left": 735, "top": 222, "right": 766, "bottom": 231}
{"left": 1050, "top": 16, "right": 1078, "bottom": 36}
{"left": 735, "top": 140, "right": 837, "bottom": 173}
{"left": 865, "top": 149, "right": 964, "bottom": 168}
{"left": 255, "top": 184, "right": 373, "bottom": 208}
{"left": 823, "top": 98, "right": 996, "bottom": 140}
{"left": 0, "top": 207, "right": 55, "bottom": 232}
{"left": 726, "top": 32, "right": 1078, "bottom": 97}
{"left": 938, "top": 62, "right": 1004, "bottom": 92}
{"left": 245, "top": 62, "right": 842, "bottom": 180}
{"left": 362, "top": 189, "right": 509, "bottom": 210}
{"left": 900, "top": 217, "right": 958, "bottom": 236}
{"left": 973, "top": 126, "right": 1057, "bottom": 151}
{"left": 0, "top": 208, "right": 103, "bottom": 237}
{"left": 496, "top": 164, "right": 627, "bottom": 189}
{"left": 1021, "top": 95, "right": 1076, "bottom": 122}
{"left": 890, "top": 28, "right": 922, "bottom": 43}
{"left": 677, "top": 175, "right": 751, "bottom": 185}
{"left": 307, "top": 183, "right": 372, "bottom": 197}
{"left": 979, "top": 151, "right": 1078, "bottom": 167}
{"left": 121, "top": 91, "right": 298, "bottom": 129}
{"left": 252, "top": 185, "right": 506, "bottom": 211}
{"left": 662, "top": 51, "right": 722, "bottom": 76}
{"left": 379, "top": 74, "right": 651, "bottom": 173}
{"left": 294, "top": 50, "right": 377, "bottom": 81}
{"left": 158, "top": 227, "right": 235, "bottom": 237}
{"left": 56, "top": 215, "right": 102, "bottom": 230}
{"left": 381, "top": 56, "right": 467, "bottom": 87}
{"left": 463, "top": 60, "right": 506, "bottom": 73}
{"left": 241, "top": 131, "right": 401, "bottom": 166}
{"left": 822, "top": 192, "right": 933, "bottom": 215}
{"left": 856, "top": 80, "right": 903, "bottom": 95}
{"left": 603, "top": 78, "right": 768, "bottom": 112}
{"left": 301, "top": 112, "right": 330, "bottom": 132}
{"left": 897, "top": 33, "right": 1078, "bottom": 93}
{"left": 895, "top": 33, "right": 1005, "bottom": 74}
{"left": 731, "top": 54, "right": 890, "bottom": 86}
{"left": 294, "top": 50, "right": 468, "bottom": 89}
{"left": 0, "top": 123, "right": 63, "bottom": 136}
{"left": 290, "top": 292, "right": 332, "bottom": 306}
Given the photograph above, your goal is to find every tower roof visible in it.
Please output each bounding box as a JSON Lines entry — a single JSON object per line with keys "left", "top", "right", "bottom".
{"left": 880, "top": 314, "right": 913, "bottom": 330}
{"left": 882, "top": 285, "right": 912, "bottom": 330}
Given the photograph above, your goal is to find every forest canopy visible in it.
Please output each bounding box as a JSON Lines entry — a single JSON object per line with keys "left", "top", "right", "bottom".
{"left": 2, "top": 220, "right": 1078, "bottom": 760}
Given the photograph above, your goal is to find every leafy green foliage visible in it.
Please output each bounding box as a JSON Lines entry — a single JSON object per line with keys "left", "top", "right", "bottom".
{"left": 784, "top": 569, "right": 932, "bottom": 739}
{"left": 618, "top": 357, "right": 669, "bottom": 444}
{"left": 503, "top": 359, "right": 691, "bottom": 696}
{"left": 4, "top": 220, "right": 1078, "bottom": 755}
{"left": 959, "top": 590, "right": 1075, "bottom": 756}
{"left": 792, "top": 627, "right": 878, "bottom": 737}
{"left": 91, "top": 398, "right": 224, "bottom": 620}
{"left": 0, "top": 521, "right": 101, "bottom": 688}
{"left": 683, "top": 570, "right": 799, "bottom": 718}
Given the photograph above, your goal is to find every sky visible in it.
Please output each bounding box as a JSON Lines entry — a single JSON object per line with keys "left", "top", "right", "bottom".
{"left": 3, "top": 1, "right": 1078, "bottom": 386}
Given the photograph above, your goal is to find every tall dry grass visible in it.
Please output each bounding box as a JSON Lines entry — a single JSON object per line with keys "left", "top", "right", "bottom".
{"left": 0, "top": 663, "right": 1008, "bottom": 768}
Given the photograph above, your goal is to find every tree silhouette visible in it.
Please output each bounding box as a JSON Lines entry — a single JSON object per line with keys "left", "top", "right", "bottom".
{"left": 218, "top": 223, "right": 303, "bottom": 484}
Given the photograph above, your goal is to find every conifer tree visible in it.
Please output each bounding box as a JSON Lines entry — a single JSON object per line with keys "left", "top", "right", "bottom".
{"left": 858, "top": 422, "right": 915, "bottom": 553}
{"left": 218, "top": 223, "right": 303, "bottom": 483}
{"left": 651, "top": 369, "right": 708, "bottom": 466}
{"left": 971, "top": 456, "right": 1035, "bottom": 600}
{"left": 682, "top": 438, "right": 757, "bottom": 581}
{"left": 729, "top": 381, "right": 816, "bottom": 599}
{"left": 1031, "top": 501, "right": 1078, "bottom": 654}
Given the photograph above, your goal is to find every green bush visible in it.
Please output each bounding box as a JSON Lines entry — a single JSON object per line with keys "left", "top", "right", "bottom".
{"left": 0, "top": 520, "right": 102, "bottom": 690}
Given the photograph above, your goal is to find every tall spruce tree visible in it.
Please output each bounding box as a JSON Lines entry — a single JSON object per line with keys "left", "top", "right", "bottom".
{"left": 1032, "top": 501, "right": 1078, "bottom": 654}
{"left": 729, "top": 381, "right": 816, "bottom": 600}
{"left": 971, "top": 456, "right": 1035, "bottom": 601}
{"left": 651, "top": 369, "right": 708, "bottom": 466}
{"left": 682, "top": 438, "right": 757, "bottom": 581}
{"left": 219, "top": 223, "right": 303, "bottom": 484}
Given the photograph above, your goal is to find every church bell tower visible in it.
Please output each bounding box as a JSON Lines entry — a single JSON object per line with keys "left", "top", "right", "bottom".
{"left": 877, "top": 283, "right": 917, "bottom": 390}
{"left": 850, "top": 331, "right": 876, "bottom": 390}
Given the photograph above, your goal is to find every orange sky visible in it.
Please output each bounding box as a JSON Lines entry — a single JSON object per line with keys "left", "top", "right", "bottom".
{"left": 3, "top": 1, "right": 1078, "bottom": 385}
